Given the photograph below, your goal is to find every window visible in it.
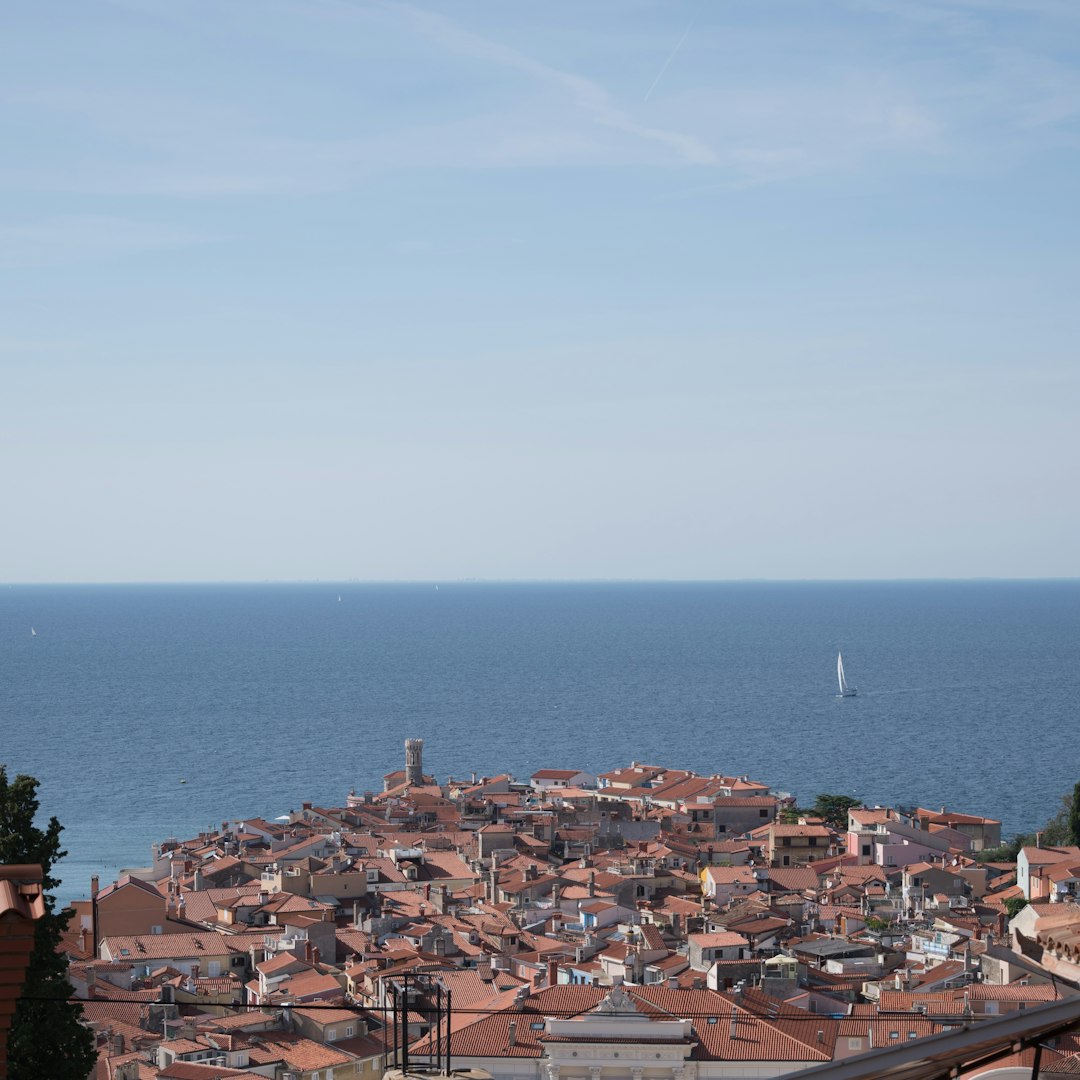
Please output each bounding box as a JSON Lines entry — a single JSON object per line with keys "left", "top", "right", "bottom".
{"left": 760, "top": 808, "right": 769, "bottom": 817}
{"left": 716, "top": 823, "right": 726, "bottom": 832}
{"left": 151, "top": 925, "right": 162, "bottom": 935}
{"left": 862, "top": 845, "right": 871, "bottom": 856}
{"left": 782, "top": 837, "right": 792, "bottom": 847}
{"left": 808, "top": 837, "right": 818, "bottom": 847}
{"left": 848, "top": 1038, "right": 863, "bottom": 1050}
{"left": 345, "top": 1025, "right": 354, "bottom": 1036}
{"left": 782, "top": 856, "right": 791, "bottom": 867}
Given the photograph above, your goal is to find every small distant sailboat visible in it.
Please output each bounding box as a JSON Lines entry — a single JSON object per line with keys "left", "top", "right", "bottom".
{"left": 337, "top": 595, "right": 342, "bottom": 602}
{"left": 837, "top": 651, "right": 857, "bottom": 697}
{"left": 30, "top": 627, "right": 36, "bottom": 637}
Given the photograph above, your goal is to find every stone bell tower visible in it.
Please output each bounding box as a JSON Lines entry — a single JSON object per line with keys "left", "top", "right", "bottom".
{"left": 404, "top": 738, "right": 424, "bottom": 786}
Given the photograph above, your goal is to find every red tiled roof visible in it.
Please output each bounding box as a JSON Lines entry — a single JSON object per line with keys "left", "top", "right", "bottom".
{"left": 0, "top": 863, "right": 45, "bottom": 1061}
{"left": 157, "top": 1064, "right": 251, "bottom": 1079}
{"left": 253, "top": 1030, "right": 357, "bottom": 1069}
{"left": 410, "top": 985, "right": 837, "bottom": 1063}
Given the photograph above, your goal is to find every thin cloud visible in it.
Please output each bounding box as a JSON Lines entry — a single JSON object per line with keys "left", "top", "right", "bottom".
{"left": 393, "top": 4, "right": 717, "bottom": 165}
{"left": 0, "top": 216, "right": 218, "bottom": 268}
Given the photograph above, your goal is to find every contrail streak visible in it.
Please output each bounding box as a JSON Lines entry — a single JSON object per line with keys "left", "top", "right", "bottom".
{"left": 644, "top": 22, "right": 693, "bottom": 103}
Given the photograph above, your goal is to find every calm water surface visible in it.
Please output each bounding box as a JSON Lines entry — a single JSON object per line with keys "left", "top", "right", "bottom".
{"left": 1, "top": 581, "right": 1077, "bottom": 904}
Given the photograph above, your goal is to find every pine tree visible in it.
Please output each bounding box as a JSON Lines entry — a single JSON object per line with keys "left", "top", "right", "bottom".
{"left": 0, "top": 767, "right": 96, "bottom": 1079}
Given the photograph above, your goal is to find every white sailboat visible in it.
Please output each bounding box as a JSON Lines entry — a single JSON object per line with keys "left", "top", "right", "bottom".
{"left": 837, "top": 651, "right": 857, "bottom": 697}
{"left": 30, "top": 626, "right": 36, "bottom": 637}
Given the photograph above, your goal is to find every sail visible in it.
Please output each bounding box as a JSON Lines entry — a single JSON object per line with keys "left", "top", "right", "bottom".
{"left": 837, "top": 652, "right": 847, "bottom": 693}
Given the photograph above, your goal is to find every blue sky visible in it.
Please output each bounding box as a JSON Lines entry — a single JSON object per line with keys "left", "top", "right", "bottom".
{"left": 2, "top": 0, "right": 1078, "bottom": 581}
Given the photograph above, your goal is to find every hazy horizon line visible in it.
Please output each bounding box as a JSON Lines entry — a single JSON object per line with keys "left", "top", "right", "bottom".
{"left": 5, "top": 576, "right": 1079, "bottom": 587}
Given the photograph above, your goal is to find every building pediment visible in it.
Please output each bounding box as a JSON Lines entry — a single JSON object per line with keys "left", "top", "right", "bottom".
{"left": 544, "top": 986, "right": 695, "bottom": 1045}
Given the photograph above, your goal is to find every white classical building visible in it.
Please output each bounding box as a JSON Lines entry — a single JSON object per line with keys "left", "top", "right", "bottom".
{"left": 411, "top": 984, "right": 837, "bottom": 1080}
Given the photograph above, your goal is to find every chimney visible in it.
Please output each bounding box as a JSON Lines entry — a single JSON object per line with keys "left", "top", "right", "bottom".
{"left": 111, "top": 1032, "right": 124, "bottom": 1056}
{"left": 424, "top": 883, "right": 431, "bottom": 901}
{"left": 547, "top": 958, "right": 559, "bottom": 987}
{"left": 730, "top": 1005, "right": 738, "bottom": 1041}
{"left": 353, "top": 900, "right": 361, "bottom": 926}
{"left": 192, "top": 869, "right": 203, "bottom": 891}
{"left": 79, "top": 928, "right": 87, "bottom": 954}
{"left": 191, "top": 963, "right": 200, "bottom": 981}
{"left": 478, "top": 955, "right": 493, "bottom": 982}
{"left": 588, "top": 871, "right": 596, "bottom": 897}
{"left": 1037, "top": 833, "right": 1043, "bottom": 849}
{"left": 312, "top": 946, "right": 320, "bottom": 967}
{"left": 305, "top": 940, "right": 313, "bottom": 963}
{"left": 507, "top": 1020, "right": 517, "bottom": 1047}
{"left": 90, "top": 875, "right": 99, "bottom": 899}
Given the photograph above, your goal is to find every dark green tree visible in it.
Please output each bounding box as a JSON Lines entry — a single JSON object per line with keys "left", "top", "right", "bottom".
{"left": 1004, "top": 896, "right": 1029, "bottom": 919}
{"left": 1069, "top": 783, "right": 1080, "bottom": 848}
{"left": 810, "top": 794, "right": 863, "bottom": 830}
{"left": 1040, "top": 790, "right": 1073, "bottom": 848}
{"left": 0, "top": 767, "right": 96, "bottom": 1079}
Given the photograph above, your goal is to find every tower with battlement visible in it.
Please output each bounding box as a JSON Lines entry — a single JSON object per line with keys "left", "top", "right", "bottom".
{"left": 404, "top": 738, "right": 424, "bottom": 786}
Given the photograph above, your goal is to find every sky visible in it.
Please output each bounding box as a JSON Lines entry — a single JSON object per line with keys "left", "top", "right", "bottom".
{"left": 2, "top": 0, "right": 1078, "bottom": 582}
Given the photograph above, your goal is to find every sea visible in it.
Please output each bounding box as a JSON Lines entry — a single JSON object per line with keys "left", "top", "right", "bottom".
{"left": 1, "top": 581, "right": 1077, "bottom": 907}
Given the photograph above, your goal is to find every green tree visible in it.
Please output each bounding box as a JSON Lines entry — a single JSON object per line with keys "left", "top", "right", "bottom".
{"left": 1004, "top": 896, "right": 1029, "bottom": 919}
{"left": 0, "top": 767, "right": 96, "bottom": 1079}
{"left": 811, "top": 794, "right": 863, "bottom": 830}
{"left": 978, "top": 834, "right": 1031, "bottom": 863}
{"left": 1042, "top": 791, "right": 1074, "bottom": 848}
{"left": 1069, "top": 783, "right": 1080, "bottom": 848}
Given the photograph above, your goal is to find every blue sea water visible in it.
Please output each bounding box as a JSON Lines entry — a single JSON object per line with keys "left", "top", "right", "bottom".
{"left": 1, "top": 581, "right": 1077, "bottom": 906}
